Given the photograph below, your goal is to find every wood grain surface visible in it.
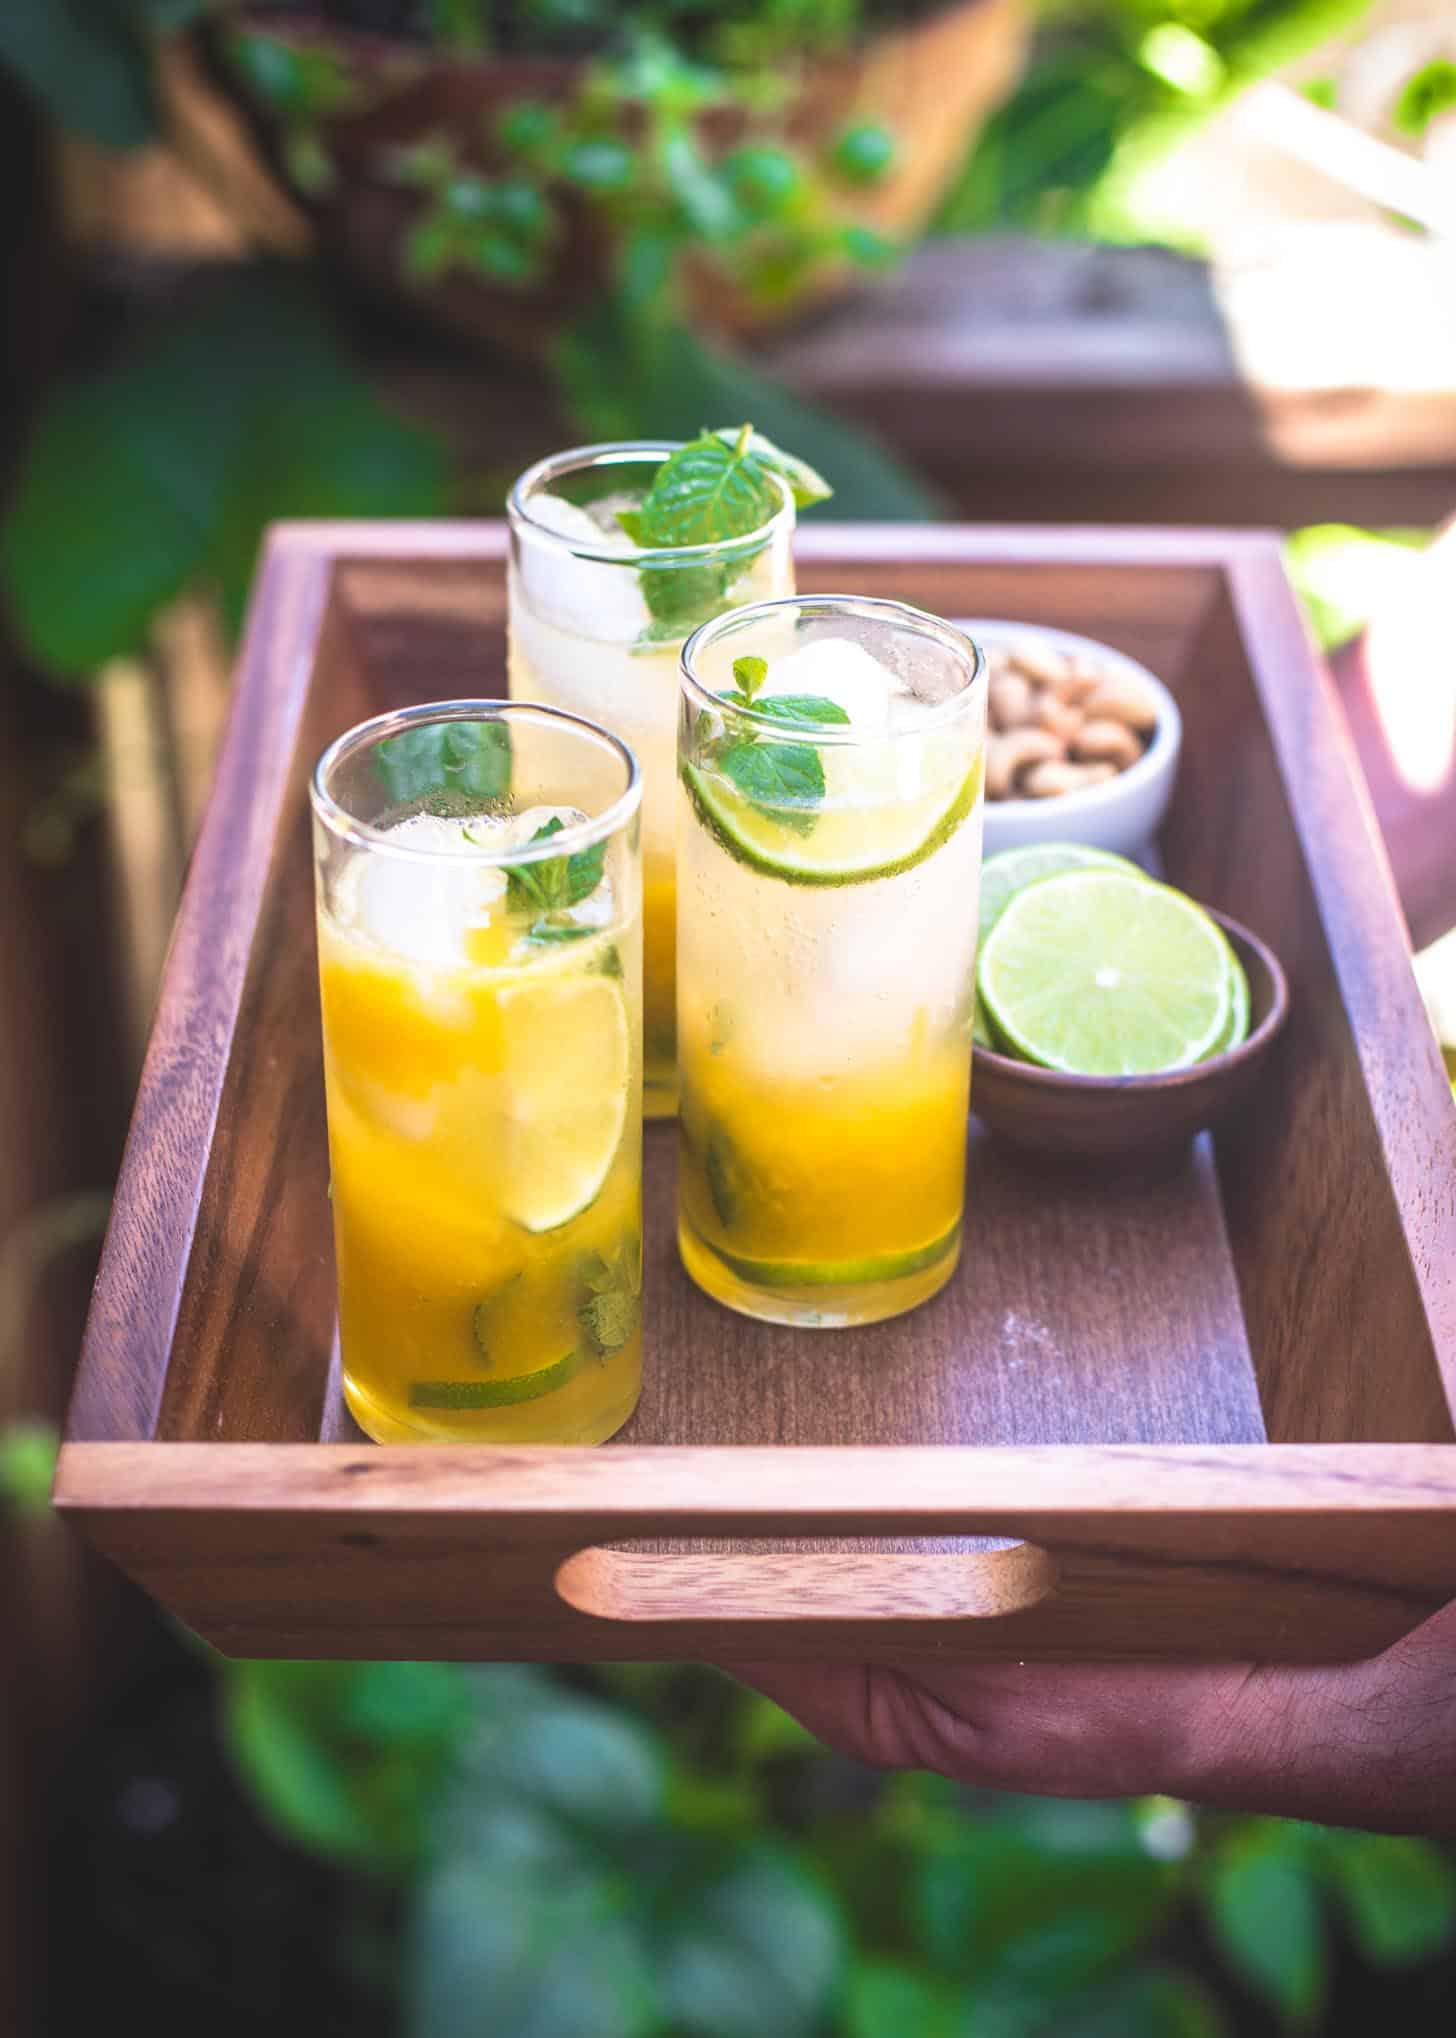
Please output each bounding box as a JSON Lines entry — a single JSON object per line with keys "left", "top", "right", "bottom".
{"left": 59, "top": 523, "right": 1456, "bottom": 1661}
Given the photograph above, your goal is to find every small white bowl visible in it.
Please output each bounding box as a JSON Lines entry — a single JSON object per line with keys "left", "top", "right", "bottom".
{"left": 954, "top": 619, "right": 1182, "bottom": 860}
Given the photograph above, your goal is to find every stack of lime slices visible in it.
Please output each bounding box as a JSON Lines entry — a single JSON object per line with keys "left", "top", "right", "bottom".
{"left": 975, "top": 844, "right": 1251, "bottom": 1075}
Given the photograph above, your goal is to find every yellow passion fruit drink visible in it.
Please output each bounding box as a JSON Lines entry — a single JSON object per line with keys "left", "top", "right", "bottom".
{"left": 508, "top": 428, "right": 829, "bottom": 1118}
{"left": 676, "top": 597, "right": 987, "bottom": 1328}
{"left": 311, "top": 703, "right": 643, "bottom": 1444}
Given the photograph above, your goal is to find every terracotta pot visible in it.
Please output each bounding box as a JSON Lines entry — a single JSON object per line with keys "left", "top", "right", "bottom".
{"left": 214, "top": 0, "right": 1028, "bottom": 355}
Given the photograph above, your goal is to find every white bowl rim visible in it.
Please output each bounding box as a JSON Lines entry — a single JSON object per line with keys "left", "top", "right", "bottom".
{"left": 952, "top": 617, "right": 1181, "bottom": 819}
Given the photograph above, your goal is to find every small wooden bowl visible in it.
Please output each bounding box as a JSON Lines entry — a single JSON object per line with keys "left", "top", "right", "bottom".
{"left": 971, "top": 909, "right": 1289, "bottom": 1158}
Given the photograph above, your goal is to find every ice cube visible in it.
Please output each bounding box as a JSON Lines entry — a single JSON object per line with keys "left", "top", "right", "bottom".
{"left": 515, "top": 491, "right": 648, "bottom": 645}
{"left": 347, "top": 812, "right": 507, "bottom": 963}
{"left": 759, "top": 637, "right": 901, "bottom": 728}
{"left": 527, "top": 493, "right": 632, "bottom": 552}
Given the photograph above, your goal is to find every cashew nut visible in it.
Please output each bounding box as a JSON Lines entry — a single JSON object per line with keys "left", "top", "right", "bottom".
{"left": 1082, "top": 674, "right": 1158, "bottom": 733}
{"left": 1020, "top": 759, "right": 1118, "bottom": 799}
{"left": 987, "top": 726, "right": 1063, "bottom": 799}
{"left": 1072, "top": 719, "right": 1143, "bottom": 770}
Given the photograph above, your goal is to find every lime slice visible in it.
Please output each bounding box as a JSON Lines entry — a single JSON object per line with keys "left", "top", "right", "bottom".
{"left": 978, "top": 871, "right": 1233, "bottom": 1075}
{"left": 707, "top": 1225, "right": 959, "bottom": 1289}
{"left": 1201, "top": 934, "right": 1251, "bottom": 1059}
{"left": 496, "top": 972, "right": 630, "bottom": 1230}
{"left": 682, "top": 753, "right": 982, "bottom": 888}
{"left": 409, "top": 1351, "right": 580, "bottom": 1409}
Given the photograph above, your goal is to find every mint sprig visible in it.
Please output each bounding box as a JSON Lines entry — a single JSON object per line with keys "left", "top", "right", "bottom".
{"left": 626, "top": 423, "right": 813, "bottom": 643}
{"left": 710, "top": 653, "right": 849, "bottom": 835}
{"left": 506, "top": 816, "right": 605, "bottom": 912}
{"left": 577, "top": 1238, "right": 642, "bottom": 1358}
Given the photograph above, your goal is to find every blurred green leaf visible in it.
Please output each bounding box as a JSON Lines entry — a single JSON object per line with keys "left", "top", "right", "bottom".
{"left": 460, "top": 1690, "right": 667, "bottom": 1841}
{"left": 829, "top": 122, "right": 898, "bottom": 187}
{"left": 1284, "top": 524, "right": 1429, "bottom": 652}
{"left": 1394, "top": 59, "right": 1456, "bottom": 135}
{"left": 915, "top": 1820, "right": 1176, "bottom": 1994}
{"left": 226, "top": 1661, "right": 470, "bottom": 1875}
{"left": 0, "top": 1419, "right": 59, "bottom": 1515}
{"left": 0, "top": 1, "right": 206, "bottom": 148}
{"left": 410, "top": 1857, "right": 659, "bottom": 2038}
{"left": 846, "top": 1960, "right": 972, "bottom": 2038}
{"left": 1322, "top": 1832, "right": 1456, "bottom": 1966}
{"left": 655, "top": 1841, "right": 846, "bottom": 2038}
{"left": 2, "top": 270, "right": 447, "bottom": 678}
{"left": 1035, "top": 1965, "right": 1228, "bottom": 2037}
{"left": 555, "top": 301, "right": 941, "bottom": 519}
{"left": 1205, "top": 1825, "right": 1325, "bottom": 2025}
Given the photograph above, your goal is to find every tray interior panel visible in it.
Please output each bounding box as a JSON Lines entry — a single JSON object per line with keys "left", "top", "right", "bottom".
{"left": 159, "top": 543, "right": 1445, "bottom": 1455}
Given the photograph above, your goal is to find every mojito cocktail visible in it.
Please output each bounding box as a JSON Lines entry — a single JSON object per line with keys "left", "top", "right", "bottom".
{"left": 312, "top": 702, "right": 643, "bottom": 1443}
{"left": 677, "top": 598, "right": 986, "bottom": 1327}
{"left": 508, "top": 435, "right": 803, "bottom": 1118}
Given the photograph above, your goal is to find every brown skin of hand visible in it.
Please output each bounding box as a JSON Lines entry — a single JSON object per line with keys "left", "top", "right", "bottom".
{"left": 725, "top": 1597, "right": 1456, "bottom": 1836}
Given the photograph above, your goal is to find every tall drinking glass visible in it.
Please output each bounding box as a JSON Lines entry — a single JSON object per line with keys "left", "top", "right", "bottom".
{"left": 676, "top": 597, "right": 986, "bottom": 1328}
{"left": 507, "top": 442, "right": 795, "bottom": 1119}
{"left": 312, "top": 701, "right": 643, "bottom": 1443}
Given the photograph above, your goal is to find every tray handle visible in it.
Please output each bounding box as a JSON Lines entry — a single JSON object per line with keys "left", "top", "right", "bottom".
{"left": 556, "top": 1540, "right": 1059, "bottom": 1623}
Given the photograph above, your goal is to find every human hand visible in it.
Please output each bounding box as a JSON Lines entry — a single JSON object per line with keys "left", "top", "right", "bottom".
{"left": 725, "top": 1597, "right": 1456, "bottom": 1834}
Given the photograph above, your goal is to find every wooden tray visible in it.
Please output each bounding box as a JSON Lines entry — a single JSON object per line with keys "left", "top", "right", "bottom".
{"left": 58, "top": 524, "right": 1456, "bottom": 1664}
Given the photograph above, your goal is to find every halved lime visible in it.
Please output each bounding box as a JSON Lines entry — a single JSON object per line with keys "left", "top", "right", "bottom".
{"left": 975, "top": 844, "right": 1144, "bottom": 1049}
{"left": 497, "top": 972, "right": 630, "bottom": 1230}
{"left": 978, "top": 871, "right": 1233, "bottom": 1075}
{"left": 682, "top": 752, "right": 982, "bottom": 887}
{"left": 706, "top": 1224, "right": 959, "bottom": 1288}
{"left": 980, "top": 842, "right": 1144, "bottom": 947}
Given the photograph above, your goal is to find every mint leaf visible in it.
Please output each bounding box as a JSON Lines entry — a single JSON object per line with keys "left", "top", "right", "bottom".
{"left": 525, "top": 920, "right": 594, "bottom": 944}
{"left": 637, "top": 425, "right": 778, "bottom": 549}
{"left": 579, "top": 1290, "right": 636, "bottom": 1356}
{"left": 731, "top": 654, "right": 767, "bottom": 701}
{"left": 576, "top": 1236, "right": 641, "bottom": 1357}
{"left": 375, "top": 719, "right": 511, "bottom": 807}
{"left": 710, "top": 426, "right": 833, "bottom": 509}
{"left": 719, "top": 741, "right": 824, "bottom": 830}
{"left": 615, "top": 506, "right": 647, "bottom": 542}
{"left": 738, "top": 693, "right": 849, "bottom": 727}
{"left": 505, "top": 818, "right": 605, "bottom": 914}
{"left": 638, "top": 556, "right": 734, "bottom": 636}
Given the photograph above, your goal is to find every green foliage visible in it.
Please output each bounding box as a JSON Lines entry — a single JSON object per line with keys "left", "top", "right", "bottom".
{"left": 0, "top": 271, "right": 447, "bottom": 680}
{"left": 1322, "top": 1831, "right": 1456, "bottom": 1966}
{"left": 0, "top": 1418, "right": 59, "bottom": 1514}
{"left": 1394, "top": 60, "right": 1456, "bottom": 137}
{"left": 225, "top": 1660, "right": 474, "bottom": 1875}
{"left": 0, "top": 1, "right": 207, "bottom": 149}
{"left": 1205, "top": 1821, "right": 1326, "bottom": 2024}
{"left": 555, "top": 303, "right": 941, "bottom": 520}
{"left": 934, "top": 0, "right": 1378, "bottom": 244}
{"left": 1284, "top": 524, "right": 1430, "bottom": 652}
{"left": 218, "top": 1656, "right": 1456, "bottom": 2037}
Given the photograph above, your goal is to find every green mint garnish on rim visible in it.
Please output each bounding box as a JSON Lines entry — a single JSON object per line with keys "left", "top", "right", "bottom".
{"left": 624, "top": 424, "right": 832, "bottom": 643}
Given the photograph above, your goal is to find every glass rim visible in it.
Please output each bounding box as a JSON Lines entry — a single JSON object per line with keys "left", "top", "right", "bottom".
{"left": 507, "top": 439, "right": 795, "bottom": 567}
{"left": 679, "top": 594, "right": 986, "bottom": 745}
{"left": 310, "top": 699, "right": 642, "bottom": 864}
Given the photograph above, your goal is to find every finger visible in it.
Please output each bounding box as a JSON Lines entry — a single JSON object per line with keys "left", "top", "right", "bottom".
{"left": 723, "top": 1656, "right": 1236, "bottom": 1798}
